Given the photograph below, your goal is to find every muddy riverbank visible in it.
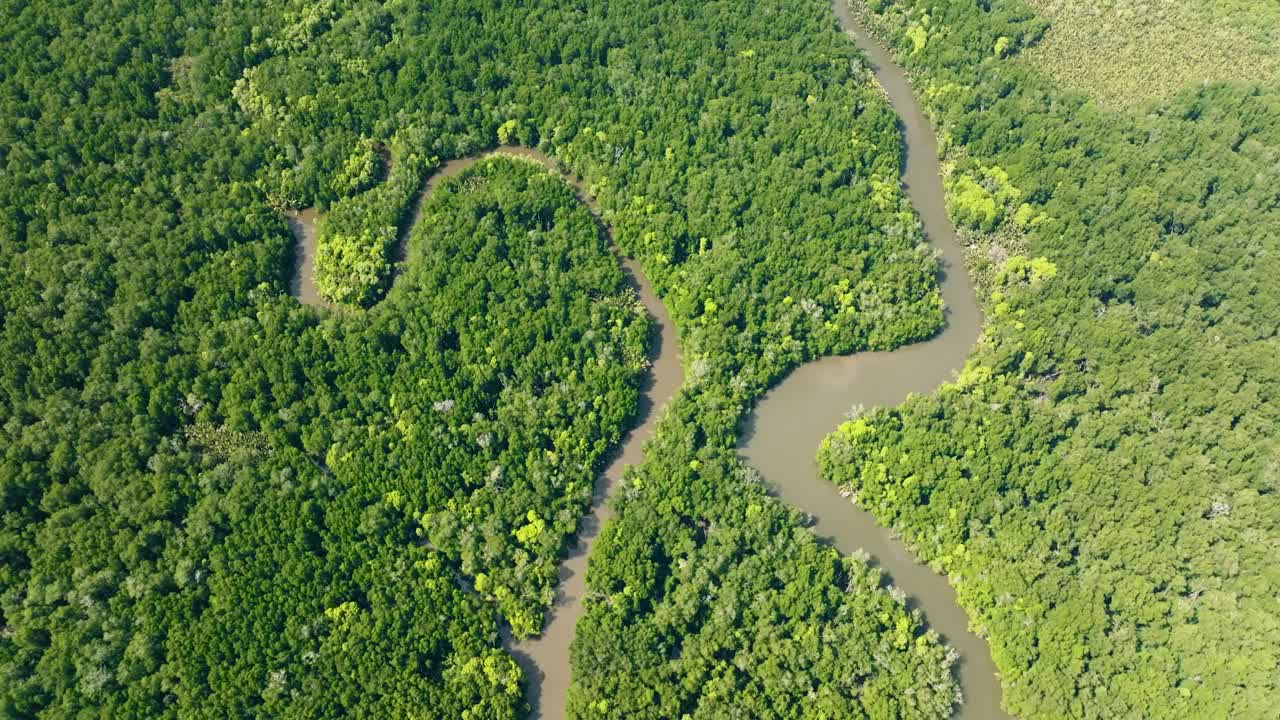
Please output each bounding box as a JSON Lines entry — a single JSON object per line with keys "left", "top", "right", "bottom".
{"left": 739, "top": 3, "right": 1007, "bottom": 719}
{"left": 286, "top": 148, "right": 683, "bottom": 719}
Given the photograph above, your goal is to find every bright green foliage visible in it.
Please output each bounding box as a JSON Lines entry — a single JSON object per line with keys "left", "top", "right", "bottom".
{"left": 0, "top": 0, "right": 956, "bottom": 715}
{"left": 1011, "top": 202, "right": 1048, "bottom": 229}
{"left": 906, "top": 23, "right": 928, "bottom": 54}
{"left": 513, "top": 511, "right": 546, "bottom": 546}
{"left": 946, "top": 165, "right": 1021, "bottom": 232}
{"left": 314, "top": 221, "right": 397, "bottom": 304}
{"left": 331, "top": 137, "right": 383, "bottom": 197}
{"left": 946, "top": 174, "right": 1000, "bottom": 231}
{"left": 313, "top": 138, "right": 436, "bottom": 307}
{"left": 826, "top": 1, "right": 1280, "bottom": 717}
{"left": 998, "top": 255, "right": 1057, "bottom": 286}
{"left": 497, "top": 119, "right": 520, "bottom": 145}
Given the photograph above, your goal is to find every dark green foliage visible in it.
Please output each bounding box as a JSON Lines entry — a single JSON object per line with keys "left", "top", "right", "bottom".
{"left": 1, "top": 102, "right": 646, "bottom": 714}
{"left": 821, "top": 1, "right": 1280, "bottom": 717}
{"left": 383, "top": 159, "right": 650, "bottom": 636}
{"left": 570, "top": 407, "right": 959, "bottom": 719}
{"left": 0, "top": 0, "right": 960, "bottom": 715}
{"left": 156, "top": 451, "right": 525, "bottom": 720}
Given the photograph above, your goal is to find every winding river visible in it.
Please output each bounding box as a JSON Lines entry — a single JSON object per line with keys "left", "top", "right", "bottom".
{"left": 287, "top": 147, "right": 684, "bottom": 719}
{"left": 429, "top": 150, "right": 686, "bottom": 720}
{"left": 287, "top": 2, "right": 1003, "bottom": 717}
{"left": 739, "top": 2, "right": 1006, "bottom": 718}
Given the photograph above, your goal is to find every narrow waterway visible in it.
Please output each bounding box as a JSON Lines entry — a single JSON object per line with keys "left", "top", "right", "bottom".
{"left": 739, "top": 2, "right": 1007, "bottom": 719}
{"left": 459, "top": 150, "right": 684, "bottom": 720}
{"left": 286, "top": 147, "right": 683, "bottom": 719}
{"left": 285, "top": 207, "right": 328, "bottom": 309}
{"left": 504, "top": 251, "right": 680, "bottom": 720}
{"left": 287, "top": 4, "right": 1001, "bottom": 714}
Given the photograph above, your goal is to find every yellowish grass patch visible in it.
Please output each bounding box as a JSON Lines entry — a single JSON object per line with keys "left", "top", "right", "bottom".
{"left": 1020, "top": 0, "right": 1280, "bottom": 108}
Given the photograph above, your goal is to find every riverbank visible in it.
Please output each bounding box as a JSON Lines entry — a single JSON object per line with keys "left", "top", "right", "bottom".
{"left": 287, "top": 148, "right": 683, "bottom": 719}
{"left": 739, "top": 3, "right": 1006, "bottom": 719}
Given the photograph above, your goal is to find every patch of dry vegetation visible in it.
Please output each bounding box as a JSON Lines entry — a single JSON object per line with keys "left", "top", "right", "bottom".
{"left": 1021, "top": 0, "right": 1280, "bottom": 107}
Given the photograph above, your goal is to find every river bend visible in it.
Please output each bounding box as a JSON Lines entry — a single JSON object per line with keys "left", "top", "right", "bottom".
{"left": 287, "top": 2, "right": 1002, "bottom": 715}
{"left": 739, "top": 3, "right": 1006, "bottom": 719}
{"left": 287, "top": 147, "right": 683, "bottom": 719}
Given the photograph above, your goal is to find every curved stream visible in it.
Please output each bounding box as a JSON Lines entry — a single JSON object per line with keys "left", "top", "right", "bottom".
{"left": 287, "top": 147, "right": 683, "bottom": 719}
{"left": 287, "top": 3, "right": 1003, "bottom": 716}
{"left": 739, "top": 2, "right": 1007, "bottom": 718}
{"left": 448, "top": 150, "right": 685, "bottom": 720}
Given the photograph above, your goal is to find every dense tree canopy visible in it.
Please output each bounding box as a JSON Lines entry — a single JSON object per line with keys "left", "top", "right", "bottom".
{"left": 2, "top": 131, "right": 651, "bottom": 712}
{"left": 311, "top": 136, "right": 432, "bottom": 307}
{"left": 12, "top": 0, "right": 1275, "bottom": 716}
{"left": 821, "top": 1, "right": 1280, "bottom": 717}
{"left": 1, "top": 0, "right": 959, "bottom": 716}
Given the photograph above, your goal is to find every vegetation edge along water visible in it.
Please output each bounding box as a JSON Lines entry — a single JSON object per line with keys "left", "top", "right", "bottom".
{"left": 288, "top": 146, "right": 687, "bottom": 718}
{"left": 1, "top": 1, "right": 965, "bottom": 716}
{"left": 818, "top": 0, "right": 1280, "bottom": 717}
{"left": 741, "top": 2, "right": 1010, "bottom": 718}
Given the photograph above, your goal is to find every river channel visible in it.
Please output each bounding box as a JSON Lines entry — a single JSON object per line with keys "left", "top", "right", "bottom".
{"left": 287, "top": 147, "right": 684, "bottom": 719}
{"left": 437, "top": 150, "right": 686, "bottom": 720}
{"left": 738, "top": 2, "right": 1006, "bottom": 718}
{"left": 286, "top": 2, "right": 1003, "bottom": 716}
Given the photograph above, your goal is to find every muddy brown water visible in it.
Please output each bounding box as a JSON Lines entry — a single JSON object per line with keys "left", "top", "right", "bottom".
{"left": 286, "top": 147, "right": 683, "bottom": 719}
{"left": 286, "top": 207, "right": 330, "bottom": 309}
{"left": 738, "top": 2, "right": 1007, "bottom": 719}
{"left": 285, "top": 3, "right": 1006, "bottom": 715}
